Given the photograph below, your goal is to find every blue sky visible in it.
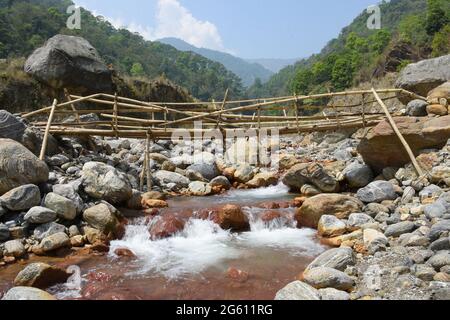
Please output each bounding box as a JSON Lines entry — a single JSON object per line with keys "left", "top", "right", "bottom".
{"left": 73, "top": 0, "right": 381, "bottom": 59}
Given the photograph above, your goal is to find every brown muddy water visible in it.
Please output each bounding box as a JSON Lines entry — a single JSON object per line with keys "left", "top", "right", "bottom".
{"left": 0, "top": 184, "right": 327, "bottom": 300}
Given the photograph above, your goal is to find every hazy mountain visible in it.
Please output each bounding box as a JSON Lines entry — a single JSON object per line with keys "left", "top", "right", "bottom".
{"left": 246, "top": 58, "right": 300, "bottom": 73}
{"left": 158, "top": 37, "right": 273, "bottom": 87}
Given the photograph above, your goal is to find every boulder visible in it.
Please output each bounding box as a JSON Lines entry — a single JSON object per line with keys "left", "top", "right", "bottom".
{"left": 24, "top": 34, "right": 112, "bottom": 93}
{"left": 0, "top": 139, "right": 49, "bottom": 195}
{"left": 44, "top": 193, "right": 77, "bottom": 221}
{"left": 347, "top": 213, "right": 375, "bottom": 230}
{"left": 215, "top": 204, "right": 249, "bottom": 231}
{"left": 356, "top": 181, "right": 397, "bottom": 203}
{"left": 0, "top": 110, "right": 26, "bottom": 141}
{"left": 283, "top": 163, "right": 339, "bottom": 193}
{"left": 427, "top": 251, "right": 450, "bottom": 271}
{"left": 39, "top": 232, "right": 70, "bottom": 252}
{"left": 52, "top": 184, "right": 84, "bottom": 214}
{"left": 246, "top": 171, "right": 278, "bottom": 188}
{"left": 395, "top": 55, "right": 450, "bottom": 103}
{"left": 318, "top": 215, "right": 347, "bottom": 238}
{"left": 234, "top": 164, "right": 255, "bottom": 183}
{"left": 33, "top": 222, "right": 66, "bottom": 242}
{"left": 83, "top": 204, "right": 119, "bottom": 235}
{"left": 430, "top": 166, "right": 450, "bottom": 186}
{"left": 305, "top": 247, "right": 356, "bottom": 272}
{"left": 210, "top": 176, "right": 231, "bottom": 190}
{"left": 14, "top": 263, "right": 69, "bottom": 289}
{"left": 4, "top": 240, "right": 26, "bottom": 258}
{"left": 406, "top": 100, "right": 428, "bottom": 117}
{"left": 274, "top": 281, "right": 320, "bottom": 300}
{"left": 428, "top": 81, "right": 450, "bottom": 105}
{"left": 0, "top": 184, "right": 41, "bottom": 211}
{"left": 427, "top": 104, "right": 448, "bottom": 116}
{"left": 24, "top": 207, "right": 57, "bottom": 224}
{"left": 186, "top": 163, "right": 219, "bottom": 181}
{"left": 188, "top": 181, "right": 212, "bottom": 196}
{"left": 149, "top": 215, "right": 185, "bottom": 240}
{"left": 0, "top": 223, "right": 10, "bottom": 241}
{"left": 363, "top": 229, "right": 388, "bottom": 254}
{"left": 343, "top": 163, "right": 374, "bottom": 188}
{"left": 319, "top": 288, "right": 350, "bottom": 301}
{"left": 303, "top": 267, "right": 354, "bottom": 291}
{"left": 296, "top": 194, "right": 363, "bottom": 228}
{"left": 429, "top": 220, "right": 450, "bottom": 242}
{"left": 154, "top": 170, "right": 190, "bottom": 190}
{"left": 358, "top": 116, "right": 450, "bottom": 172}
{"left": 1, "top": 287, "right": 56, "bottom": 300}
{"left": 385, "top": 221, "right": 416, "bottom": 238}
{"left": 81, "top": 162, "right": 132, "bottom": 204}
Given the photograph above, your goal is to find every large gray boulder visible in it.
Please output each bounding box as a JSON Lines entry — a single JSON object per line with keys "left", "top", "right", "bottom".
{"left": 24, "top": 34, "right": 113, "bottom": 93}
{"left": 1, "top": 287, "right": 56, "bottom": 300}
{"left": 0, "top": 139, "right": 49, "bottom": 195}
{"left": 343, "top": 162, "right": 374, "bottom": 188}
{"left": 305, "top": 247, "right": 356, "bottom": 273}
{"left": 275, "top": 281, "right": 320, "bottom": 300}
{"left": 81, "top": 162, "right": 132, "bottom": 204}
{"left": 0, "top": 184, "right": 41, "bottom": 211}
{"left": 283, "top": 162, "right": 339, "bottom": 193}
{"left": 395, "top": 55, "right": 450, "bottom": 103}
{"left": 356, "top": 181, "right": 397, "bottom": 203}
{"left": 0, "top": 110, "right": 26, "bottom": 141}
{"left": 154, "top": 170, "right": 190, "bottom": 190}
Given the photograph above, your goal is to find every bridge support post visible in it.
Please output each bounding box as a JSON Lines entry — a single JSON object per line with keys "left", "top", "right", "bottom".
{"left": 39, "top": 99, "right": 57, "bottom": 161}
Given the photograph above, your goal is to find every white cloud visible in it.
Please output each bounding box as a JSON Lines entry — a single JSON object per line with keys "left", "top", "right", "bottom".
{"left": 150, "top": 0, "right": 226, "bottom": 51}
{"left": 82, "top": 0, "right": 228, "bottom": 52}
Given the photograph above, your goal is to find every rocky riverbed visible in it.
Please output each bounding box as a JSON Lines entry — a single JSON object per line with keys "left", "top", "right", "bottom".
{"left": 0, "top": 54, "right": 450, "bottom": 300}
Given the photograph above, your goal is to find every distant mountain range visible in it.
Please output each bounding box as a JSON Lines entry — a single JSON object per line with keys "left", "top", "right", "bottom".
{"left": 245, "top": 58, "right": 300, "bottom": 73}
{"left": 158, "top": 37, "right": 276, "bottom": 87}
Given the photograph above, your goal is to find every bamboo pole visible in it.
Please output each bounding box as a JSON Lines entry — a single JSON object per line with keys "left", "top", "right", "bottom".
{"left": 23, "top": 94, "right": 103, "bottom": 118}
{"left": 146, "top": 132, "right": 152, "bottom": 191}
{"left": 371, "top": 88, "right": 424, "bottom": 176}
{"left": 39, "top": 99, "right": 57, "bottom": 160}
{"left": 217, "top": 89, "right": 229, "bottom": 127}
{"left": 64, "top": 89, "right": 81, "bottom": 123}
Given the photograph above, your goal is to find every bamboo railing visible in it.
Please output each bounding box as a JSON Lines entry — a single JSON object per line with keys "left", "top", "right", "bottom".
{"left": 27, "top": 87, "right": 427, "bottom": 176}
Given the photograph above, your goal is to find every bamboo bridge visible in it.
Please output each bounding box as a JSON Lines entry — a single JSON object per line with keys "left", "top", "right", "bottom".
{"left": 21, "top": 87, "right": 427, "bottom": 178}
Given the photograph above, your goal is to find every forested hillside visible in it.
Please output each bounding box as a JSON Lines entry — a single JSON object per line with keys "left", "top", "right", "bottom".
{"left": 0, "top": 0, "right": 244, "bottom": 100}
{"left": 247, "top": 0, "right": 450, "bottom": 98}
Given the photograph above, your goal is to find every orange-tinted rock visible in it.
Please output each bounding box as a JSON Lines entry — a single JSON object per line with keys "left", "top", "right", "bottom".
{"left": 296, "top": 194, "right": 363, "bottom": 229}
{"left": 114, "top": 248, "right": 136, "bottom": 258}
{"left": 223, "top": 167, "right": 236, "bottom": 181}
{"left": 427, "top": 104, "right": 448, "bottom": 116}
{"left": 293, "top": 197, "right": 307, "bottom": 207}
{"left": 358, "top": 116, "right": 450, "bottom": 172}
{"left": 142, "top": 199, "right": 169, "bottom": 209}
{"left": 259, "top": 202, "right": 280, "bottom": 210}
{"left": 261, "top": 211, "right": 282, "bottom": 223}
{"left": 227, "top": 267, "right": 249, "bottom": 283}
{"left": 149, "top": 215, "right": 185, "bottom": 240}
{"left": 215, "top": 205, "right": 249, "bottom": 231}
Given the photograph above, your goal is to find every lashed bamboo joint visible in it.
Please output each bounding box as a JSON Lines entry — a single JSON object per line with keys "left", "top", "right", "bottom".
{"left": 27, "top": 88, "right": 425, "bottom": 175}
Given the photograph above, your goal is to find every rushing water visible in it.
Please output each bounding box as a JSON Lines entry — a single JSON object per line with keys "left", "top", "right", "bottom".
{"left": 0, "top": 184, "right": 326, "bottom": 300}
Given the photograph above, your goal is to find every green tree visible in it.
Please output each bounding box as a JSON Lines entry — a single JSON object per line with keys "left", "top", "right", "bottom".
{"left": 332, "top": 57, "right": 354, "bottom": 91}
{"left": 368, "top": 29, "right": 392, "bottom": 54}
{"left": 426, "top": 0, "right": 448, "bottom": 35}
{"left": 291, "top": 68, "right": 313, "bottom": 95}
{"left": 431, "top": 24, "right": 450, "bottom": 57}
{"left": 130, "top": 62, "right": 145, "bottom": 77}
